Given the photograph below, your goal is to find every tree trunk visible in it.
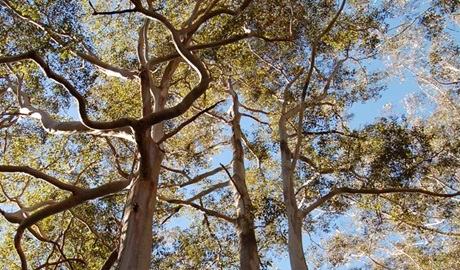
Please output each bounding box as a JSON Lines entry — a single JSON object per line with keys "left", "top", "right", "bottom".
{"left": 237, "top": 210, "right": 260, "bottom": 270}
{"left": 117, "top": 69, "right": 165, "bottom": 269}
{"left": 117, "top": 177, "right": 156, "bottom": 270}
{"left": 279, "top": 113, "right": 308, "bottom": 270}
{"left": 230, "top": 84, "right": 260, "bottom": 270}
{"left": 117, "top": 140, "right": 163, "bottom": 270}
{"left": 285, "top": 193, "right": 308, "bottom": 270}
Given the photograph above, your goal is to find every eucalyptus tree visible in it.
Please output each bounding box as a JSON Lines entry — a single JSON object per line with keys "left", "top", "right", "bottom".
{"left": 271, "top": 1, "right": 460, "bottom": 268}
{"left": 0, "top": 0, "right": 459, "bottom": 270}
{"left": 0, "top": 0, "right": 261, "bottom": 269}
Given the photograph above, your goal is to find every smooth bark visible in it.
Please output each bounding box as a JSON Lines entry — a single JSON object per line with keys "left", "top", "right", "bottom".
{"left": 229, "top": 83, "right": 260, "bottom": 270}
{"left": 279, "top": 113, "right": 308, "bottom": 270}
{"left": 117, "top": 67, "right": 165, "bottom": 269}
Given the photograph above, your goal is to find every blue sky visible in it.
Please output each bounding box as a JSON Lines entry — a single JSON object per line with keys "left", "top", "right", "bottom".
{"left": 270, "top": 72, "right": 425, "bottom": 269}
{"left": 349, "top": 72, "right": 422, "bottom": 128}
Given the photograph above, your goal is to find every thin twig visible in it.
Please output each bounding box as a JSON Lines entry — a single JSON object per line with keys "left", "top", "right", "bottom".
{"left": 220, "top": 163, "right": 243, "bottom": 196}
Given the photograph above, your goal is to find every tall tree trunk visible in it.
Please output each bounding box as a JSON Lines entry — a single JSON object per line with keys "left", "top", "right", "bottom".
{"left": 117, "top": 69, "right": 165, "bottom": 269}
{"left": 279, "top": 113, "right": 308, "bottom": 270}
{"left": 230, "top": 83, "right": 260, "bottom": 270}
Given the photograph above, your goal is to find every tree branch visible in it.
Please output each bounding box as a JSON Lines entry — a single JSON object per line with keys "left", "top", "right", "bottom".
{"left": 186, "top": 181, "right": 230, "bottom": 202}
{"left": 0, "top": 200, "right": 56, "bottom": 224}
{"left": 180, "top": 0, "right": 252, "bottom": 34}
{"left": 0, "top": 165, "right": 81, "bottom": 194}
{"left": 99, "top": 249, "right": 119, "bottom": 270}
{"left": 381, "top": 210, "right": 460, "bottom": 237}
{"left": 1, "top": 1, "right": 136, "bottom": 79}
{"left": 88, "top": 1, "right": 137, "bottom": 15}
{"left": 34, "top": 258, "right": 86, "bottom": 270}
{"left": 302, "top": 187, "right": 460, "bottom": 218}
{"left": 0, "top": 52, "right": 135, "bottom": 130}
{"left": 287, "top": 129, "right": 361, "bottom": 139}
{"left": 5, "top": 78, "right": 134, "bottom": 141}
{"left": 13, "top": 180, "right": 129, "bottom": 269}
{"left": 137, "top": 19, "right": 150, "bottom": 67}
{"left": 157, "top": 100, "right": 224, "bottom": 144}
{"left": 131, "top": 3, "right": 211, "bottom": 128}
{"left": 159, "top": 196, "right": 236, "bottom": 224}
{"left": 148, "top": 32, "right": 288, "bottom": 69}
{"left": 171, "top": 164, "right": 230, "bottom": 188}
{"left": 241, "top": 113, "right": 269, "bottom": 125}
{"left": 69, "top": 209, "right": 113, "bottom": 250}
{"left": 220, "top": 163, "right": 243, "bottom": 196}
{"left": 291, "top": 0, "right": 346, "bottom": 184}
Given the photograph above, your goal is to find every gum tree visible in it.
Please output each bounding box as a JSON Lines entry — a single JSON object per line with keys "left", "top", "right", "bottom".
{"left": 1, "top": 0, "right": 459, "bottom": 269}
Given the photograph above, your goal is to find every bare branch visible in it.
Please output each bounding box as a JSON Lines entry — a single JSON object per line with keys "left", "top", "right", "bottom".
{"left": 0, "top": 165, "right": 81, "bottom": 194}
{"left": 180, "top": 0, "right": 252, "bottom": 34}
{"left": 105, "top": 138, "right": 131, "bottom": 179}
{"left": 0, "top": 200, "right": 56, "bottom": 224}
{"left": 158, "top": 100, "right": 224, "bottom": 144}
{"left": 137, "top": 19, "right": 149, "bottom": 66}
{"left": 287, "top": 129, "right": 361, "bottom": 139}
{"left": 13, "top": 180, "right": 129, "bottom": 269}
{"left": 159, "top": 196, "right": 236, "bottom": 224}
{"left": 186, "top": 181, "right": 230, "bottom": 202}
{"left": 131, "top": 4, "right": 211, "bottom": 128}
{"left": 99, "top": 249, "right": 119, "bottom": 270}
{"left": 4, "top": 78, "right": 134, "bottom": 141}
{"left": 148, "top": 33, "right": 252, "bottom": 67}
{"left": 291, "top": 0, "right": 346, "bottom": 184}
{"left": 69, "top": 209, "right": 113, "bottom": 250}
{"left": 160, "top": 165, "right": 192, "bottom": 185}
{"left": 0, "top": 208, "right": 25, "bottom": 224}
{"left": 181, "top": 0, "right": 204, "bottom": 29}
{"left": 239, "top": 103, "right": 269, "bottom": 115}
{"left": 220, "top": 163, "right": 243, "bottom": 196}
{"left": 317, "top": 0, "right": 347, "bottom": 41}
{"left": 241, "top": 113, "right": 269, "bottom": 125}
{"left": 34, "top": 258, "right": 86, "bottom": 270}
{"left": 0, "top": 52, "right": 135, "bottom": 130}
{"left": 148, "top": 32, "right": 288, "bottom": 68}
{"left": 160, "top": 206, "right": 182, "bottom": 225}
{"left": 191, "top": 104, "right": 229, "bottom": 124}
{"left": 180, "top": 164, "right": 230, "bottom": 188}
{"left": 240, "top": 132, "right": 261, "bottom": 168}
{"left": 302, "top": 187, "right": 460, "bottom": 218}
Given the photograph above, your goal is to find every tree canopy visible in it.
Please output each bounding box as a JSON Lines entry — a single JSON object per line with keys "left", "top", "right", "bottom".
{"left": 0, "top": 0, "right": 459, "bottom": 269}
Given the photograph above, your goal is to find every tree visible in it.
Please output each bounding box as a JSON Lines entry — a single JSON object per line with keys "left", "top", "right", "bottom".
{"left": 0, "top": 0, "right": 459, "bottom": 269}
